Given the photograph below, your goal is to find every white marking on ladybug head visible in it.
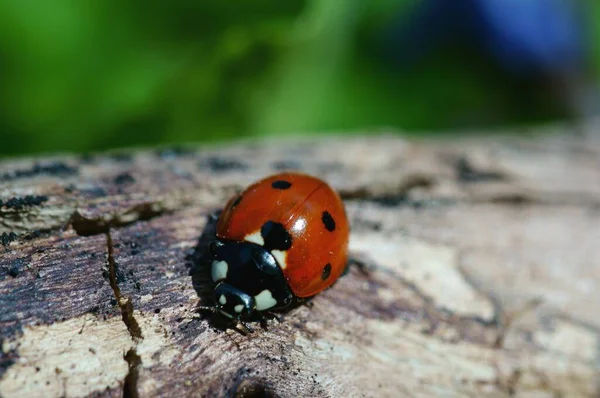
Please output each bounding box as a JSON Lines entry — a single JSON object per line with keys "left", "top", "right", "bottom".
{"left": 244, "top": 231, "right": 264, "bottom": 246}
{"left": 234, "top": 304, "right": 244, "bottom": 313}
{"left": 254, "top": 289, "right": 277, "bottom": 311}
{"left": 271, "top": 250, "right": 287, "bottom": 269}
{"left": 211, "top": 260, "right": 229, "bottom": 282}
{"left": 219, "top": 295, "right": 227, "bottom": 305}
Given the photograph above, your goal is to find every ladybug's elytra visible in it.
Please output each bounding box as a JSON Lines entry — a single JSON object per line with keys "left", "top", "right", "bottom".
{"left": 201, "top": 172, "right": 349, "bottom": 328}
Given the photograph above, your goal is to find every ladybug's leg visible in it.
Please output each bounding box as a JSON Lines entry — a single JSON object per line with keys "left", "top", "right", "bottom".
{"left": 265, "top": 311, "right": 282, "bottom": 323}
{"left": 259, "top": 316, "right": 269, "bottom": 331}
{"left": 238, "top": 321, "right": 255, "bottom": 334}
{"left": 257, "top": 312, "right": 281, "bottom": 329}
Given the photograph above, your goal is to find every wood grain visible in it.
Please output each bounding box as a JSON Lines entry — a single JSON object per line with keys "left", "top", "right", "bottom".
{"left": 1, "top": 123, "right": 600, "bottom": 397}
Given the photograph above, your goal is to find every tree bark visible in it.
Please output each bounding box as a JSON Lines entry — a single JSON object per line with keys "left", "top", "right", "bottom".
{"left": 1, "top": 124, "right": 600, "bottom": 397}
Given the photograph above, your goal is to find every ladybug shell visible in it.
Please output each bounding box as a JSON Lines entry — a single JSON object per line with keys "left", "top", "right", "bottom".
{"left": 216, "top": 172, "right": 349, "bottom": 298}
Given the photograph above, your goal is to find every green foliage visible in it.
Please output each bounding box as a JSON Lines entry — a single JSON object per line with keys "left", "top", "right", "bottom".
{"left": 0, "top": 0, "right": 598, "bottom": 157}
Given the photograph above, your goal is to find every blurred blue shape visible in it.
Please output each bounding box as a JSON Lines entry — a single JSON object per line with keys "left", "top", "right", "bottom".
{"left": 382, "top": 0, "right": 600, "bottom": 119}
{"left": 477, "top": 0, "right": 587, "bottom": 75}
{"left": 385, "top": 0, "right": 589, "bottom": 76}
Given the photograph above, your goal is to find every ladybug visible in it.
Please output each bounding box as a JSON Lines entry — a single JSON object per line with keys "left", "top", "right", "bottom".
{"left": 200, "top": 172, "right": 349, "bottom": 330}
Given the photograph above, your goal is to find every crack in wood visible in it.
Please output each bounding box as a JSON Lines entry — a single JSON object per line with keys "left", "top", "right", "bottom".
{"left": 71, "top": 204, "right": 169, "bottom": 236}
{"left": 232, "top": 378, "right": 278, "bottom": 398}
{"left": 504, "top": 369, "right": 522, "bottom": 397}
{"left": 455, "top": 157, "right": 507, "bottom": 183}
{"left": 493, "top": 298, "right": 544, "bottom": 349}
{"left": 0, "top": 349, "right": 16, "bottom": 380}
{"left": 0, "top": 195, "right": 49, "bottom": 211}
{"left": 123, "top": 349, "right": 141, "bottom": 398}
{"left": 106, "top": 230, "right": 142, "bottom": 397}
{"left": 0, "top": 161, "right": 78, "bottom": 181}
{"left": 338, "top": 174, "right": 434, "bottom": 202}
{"left": 339, "top": 258, "right": 500, "bottom": 346}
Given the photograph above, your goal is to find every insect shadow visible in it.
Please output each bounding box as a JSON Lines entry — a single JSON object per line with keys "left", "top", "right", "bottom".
{"left": 187, "top": 211, "right": 310, "bottom": 335}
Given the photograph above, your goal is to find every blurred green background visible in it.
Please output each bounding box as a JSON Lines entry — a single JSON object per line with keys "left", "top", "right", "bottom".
{"left": 0, "top": 0, "right": 599, "bottom": 157}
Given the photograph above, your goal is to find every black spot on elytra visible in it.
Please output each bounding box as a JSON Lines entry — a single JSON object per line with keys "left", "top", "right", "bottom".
{"left": 261, "top": 221, "right": 292, "bottom": 251}
{"left": 321, "top": 211, "right": 335, "bottom": 232}
{"left": 271, "top": 180, "right": 292, "bottom": 190}
{"left": 232, "top": 195, "right": 243, "bottom": 208}
{"left": 321, "top": 263, "right": 332, "bottom": 280}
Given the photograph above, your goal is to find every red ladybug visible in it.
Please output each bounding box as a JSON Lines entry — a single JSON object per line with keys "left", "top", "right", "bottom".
{"left": 202, "top": 172, "right": 349, "bottom": 327}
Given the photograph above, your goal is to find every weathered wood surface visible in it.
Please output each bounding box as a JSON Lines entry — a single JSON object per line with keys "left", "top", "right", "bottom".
{"left": 1, "top": 123, "right": 600, "bottom": 397}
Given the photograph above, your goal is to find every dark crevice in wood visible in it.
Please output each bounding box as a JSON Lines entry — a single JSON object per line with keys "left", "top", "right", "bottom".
{"left": 339, "top": 174, "right": 448, "bottom": 210}
{"left": 487, "top": 194, "right": 534, "bottom": 205}
{"left": 1, "top": 229, "right": 56, "bottom": 247}
{"left": 455, "top": 157, "right": 507, "bottom": 183}
{"left": 71, "top": 204, "right": 168, "bottom": 236}
{"left": 470, "top": 194, "right": 600, "bottom": 207}
{"left": 504, "top": 369, "right": 522, "bottom": 396}
{"left": 233, "top": 378, "right": 278, "bottom": 398}
{"left": 123, "top": 349, "right": 141, "bottom": 398}
{"left": 106, "top": 230, "right": 143, "bottom": 340}
{"left": 198, "top": 156, "right": 249, "bottom": 173}
{"left": 0, "top": 195, "right": 49, "bottom": 211}
{"left": 363, "top": 196, "right": 455, "bottom": 209}
{"left": 339, "top": 174, "right": 434, "bottom": 202}
{"left": 106, "top": 230, "right": 143, "bottom": 398}
{"left": 1, "top": 232, "right": 19, "bottom": 246}
{"left": 0, "top": 161, "right": 78, "bottom": 181}
{"left": 350, "top": 190, "right": 598, "bottom": 210}
{"left": 492, "top": 298, "right": 544, "bottom": 350}
{"left": 0, "top": 349, "right": 17, "bottom": 380}
{"left": 339, "top": 257, "right": 500, "bottom": 346}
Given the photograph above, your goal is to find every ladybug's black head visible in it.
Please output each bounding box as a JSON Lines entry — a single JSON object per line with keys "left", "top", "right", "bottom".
{"left": 200, "top": 239, "right": 294, "bottom": 323}
{"left": 212, "top": 282, "right": 255, "bottom": 320}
